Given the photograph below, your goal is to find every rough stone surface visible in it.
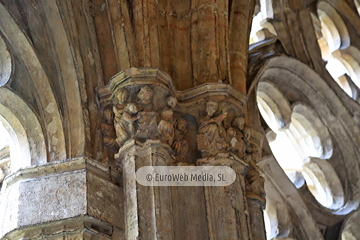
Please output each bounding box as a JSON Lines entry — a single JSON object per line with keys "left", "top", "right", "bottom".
{"left": 87, "top": 171, "right": 124, "bottom": 229}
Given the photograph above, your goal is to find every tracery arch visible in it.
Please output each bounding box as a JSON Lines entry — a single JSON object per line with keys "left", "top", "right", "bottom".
{"left": 254, "top": 56, "right": 359, "bottom": 215}
{"left": 0, "top": 33, "right": 11, "bottom": 87}
{"left": 258, "top": 88, "right": 342, "bottom": 209}
{"left": 313, "top": 1, "right": 360, "bottom": 99}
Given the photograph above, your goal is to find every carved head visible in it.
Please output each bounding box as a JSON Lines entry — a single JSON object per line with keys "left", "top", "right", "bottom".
{"left": 161, "top": 109, "right": 173, "bottom": 121}
{"left": 205, "top": 101, "right": 218, "bottom": 117}
{"left": 167, "top": 96, "right": 177, "bottom": 109}
{"left": 138, "top": 86, "right": 153, "bottom": 104}
{"left": 125, "top": 103, "right": 138, "bottom": 114}
{"left": 103, "top": 107, "right": 114, "bottom": 122}
{"left": 175, "top": 118, "right": 187, "bottom": 131}
{"left": 243, "top": 126, "right": 251, "bottom": 141}
{"left": 226, "top": 127, "right": 236, "bottom": 138}
{"left": 248, "top": 143, "right": 259, "bottom": 154}
{"left": 115, "top": 89, "right": 129, "bottom": 104}
{"left": 233, "top": 117, "right": 246, "bottom": 131}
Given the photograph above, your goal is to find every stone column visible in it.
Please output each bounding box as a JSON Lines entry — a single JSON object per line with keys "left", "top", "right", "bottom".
{"left": 245, "top": 128, "right": 266, "bottom": 240}
{"left": 198, "top": 156, "right": 250, "bottom": 240}
{"left": 98, "top": 69, "right": 179, "bottom": 240}
{"left": 116, "top": 140, "right": 175, "bottom": 240}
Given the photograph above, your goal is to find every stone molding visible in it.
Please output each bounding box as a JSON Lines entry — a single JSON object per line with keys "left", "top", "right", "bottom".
{"left": 2, "top": 215, "right": 124, "bottom": 240}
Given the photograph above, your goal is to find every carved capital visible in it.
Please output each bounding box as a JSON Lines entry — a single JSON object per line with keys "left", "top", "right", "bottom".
{"left": 97, "top": 68, "right": 249, "bottom": 166}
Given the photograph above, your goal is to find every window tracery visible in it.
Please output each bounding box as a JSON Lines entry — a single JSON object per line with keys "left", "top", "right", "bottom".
{"left": 315, "top": 2, "right": 360, "bottom": 99}
{"left": 257, "top": 81, "right": 343, "bottom": 210}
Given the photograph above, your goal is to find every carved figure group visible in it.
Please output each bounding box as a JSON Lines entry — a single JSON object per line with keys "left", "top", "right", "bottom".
{"left": 193, "top": 100, "right": 265, "bottom": 199}
{"left": 99, "top": 79, "right": 265, "bottom": 202}
{"left": 101, "top": 86, "right": 189, "bottom": 162}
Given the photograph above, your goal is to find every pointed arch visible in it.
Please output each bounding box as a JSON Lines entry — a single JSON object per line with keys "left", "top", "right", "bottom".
{"left": 0, "top": 88, "right": 46, "bottom": 170}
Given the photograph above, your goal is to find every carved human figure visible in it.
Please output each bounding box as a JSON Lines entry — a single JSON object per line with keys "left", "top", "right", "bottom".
{"left": 113, "top": 88, "right": 129, "bottom": 120}
{"left": 101, "top": 108, "right": 119, "bottom": 152}
{"left": 136, "top": 86, "right": 158, "bottom": 140}
{"left": 137, "top": 85, "right": 153, "bottom": 110}
{"left": 245, "top": 155, "right": 265, "bottom": 201}
{"left": 166, "top": 96, "right": 177, "bottom": 109}
{"left": 227, "top": 127, "right": 246, "bottom": 159}
{"left": 227, "top": 117, "right": 247, "bottom": 159}
{"left": 158, "top": 96, "right": 178, "bottom": 145}
{"left": 115, "top": 103, "right": 140, "bottom": 146}
{"left": 172, "top": 118, "right": 189, "bottom": 162}
{"left": 158, "top": 109, "right": 175, "bottom": 145}
{"left": 197, "top": 101, "right": 228, "bottom": 157}
{"left": 243, "top": 125, "right": 251, "bottom": 142}
{"left": 233, "top": 117, "right": 245, "bottom": 133}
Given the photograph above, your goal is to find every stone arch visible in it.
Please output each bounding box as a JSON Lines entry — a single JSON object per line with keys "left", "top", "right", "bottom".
{"left": 261, "top": 100, "right": 342, "bottom": 209}
{"left": 253, "top": 56, "right": 360, "bottom": 214}
{"left": 0, "top": 33, "right": 11, "bottom": 87}
{"left": 0, "top": 3, "right": 65, "bottom": 161}
{"left": 0, "top": 88, "right": 46, "bottom": 171}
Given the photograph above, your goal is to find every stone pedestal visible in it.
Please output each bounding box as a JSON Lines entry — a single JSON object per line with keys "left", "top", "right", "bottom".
{"left": 0, "top": 158, "right": 124, "bottom": 239}
{"left": 116, "top": 140, "right": 175, "bottom": 240}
